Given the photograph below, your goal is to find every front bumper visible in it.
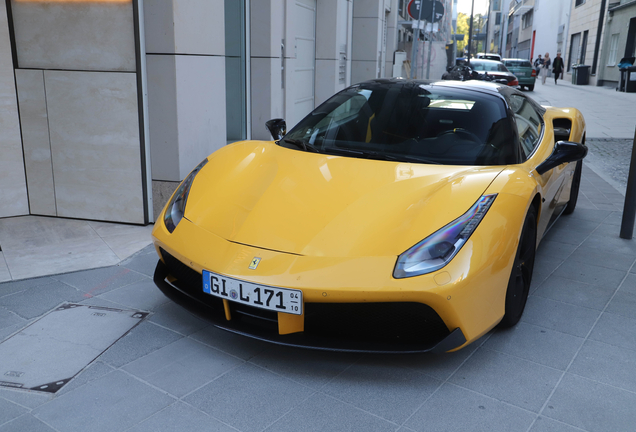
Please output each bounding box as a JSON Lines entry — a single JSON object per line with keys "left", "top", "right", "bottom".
{"left": 154, "top": 253, "right": 466, "bottom": 353}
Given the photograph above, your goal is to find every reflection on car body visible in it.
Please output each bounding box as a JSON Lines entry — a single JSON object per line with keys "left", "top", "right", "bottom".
{"left": 152, "top": 79, "right": 587, "bottom": 354}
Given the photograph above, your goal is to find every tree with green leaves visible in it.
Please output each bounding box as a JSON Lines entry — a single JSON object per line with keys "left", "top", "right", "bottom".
{"left": 456, "top": 12, "right": 469, "bottom": 55}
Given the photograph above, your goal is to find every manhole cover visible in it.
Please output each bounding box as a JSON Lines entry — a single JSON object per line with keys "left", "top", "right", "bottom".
{"left": 0, "top": 303, "right": 147, "bottom": 393}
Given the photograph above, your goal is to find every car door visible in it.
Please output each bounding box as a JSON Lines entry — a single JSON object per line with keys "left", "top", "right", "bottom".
{"left": 509, "top": 94, "right": 570, "bottom": 237}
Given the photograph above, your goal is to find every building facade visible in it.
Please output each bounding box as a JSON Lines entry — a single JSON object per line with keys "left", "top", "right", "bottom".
{"left": 505, "top": 1, "right": 521, "bottom": 57}
{"left": 597, "top": 0, "right": 636, "bottom": 87}
{"left": 487, "top": 0, "right": 513, "bottom": 55}
{"left": 565, "top": 0, "right": 610, "bottom": 86}
{"left": 0, "top": 0, "right": 401, "bottom": 225}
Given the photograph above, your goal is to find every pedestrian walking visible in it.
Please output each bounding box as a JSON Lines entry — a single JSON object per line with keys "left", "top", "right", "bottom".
{"left": 541, "top": 53, "right": 551, "bottom": 84}
{"left": 552, "top": 52, "right": 564, "bottom": 84}
{"left": 534, "top": 54, "right": 543, "bottom": 76}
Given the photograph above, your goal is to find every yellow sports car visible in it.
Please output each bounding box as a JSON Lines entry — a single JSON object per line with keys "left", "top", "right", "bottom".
{"left": 152, "top": 79, "right": 587, "bottom": 353}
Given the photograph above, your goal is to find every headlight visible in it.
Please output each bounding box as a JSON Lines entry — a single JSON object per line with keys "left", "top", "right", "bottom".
{"left": 393, "top": 194, "right": 497, "bottom": 278}
{"left": 163, "top": 158, "right": 208, "bottom": 233}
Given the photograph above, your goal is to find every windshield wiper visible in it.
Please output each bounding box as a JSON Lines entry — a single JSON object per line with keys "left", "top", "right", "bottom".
{"left": 325, "top": 147, "right": 438, "bottom": 164}
{"left": 281, "top": 138, "right": 319, "bottom": 153}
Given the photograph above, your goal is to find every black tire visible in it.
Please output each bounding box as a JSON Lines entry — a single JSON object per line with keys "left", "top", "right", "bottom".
{"left": 563, "top": 161, "right": 582, "bottom": 215}
{"left": 528, "top": 84, "right": 535, "bottom": 91}
{"left": 499, "top": 206, "right": 537, "bottom": 328}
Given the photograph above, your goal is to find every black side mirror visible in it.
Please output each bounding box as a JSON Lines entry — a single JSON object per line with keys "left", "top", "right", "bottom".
{"left": 536, "top": 141, "right": 588, "bottom": 175}
{"left": 265, "top": 118, "right": 286, "bottom": 140}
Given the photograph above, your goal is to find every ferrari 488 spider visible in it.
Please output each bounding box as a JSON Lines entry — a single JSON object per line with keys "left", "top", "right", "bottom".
{"left": 152, "top": 79, "right": 587, "bottom": 353}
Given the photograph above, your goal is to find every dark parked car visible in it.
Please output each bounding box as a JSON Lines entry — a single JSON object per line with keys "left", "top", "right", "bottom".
{"left": 503, "top": 58, "right": 536, "bottom": 91}
{"left": 442, "top": 60, "right": 519, "bottom": 87}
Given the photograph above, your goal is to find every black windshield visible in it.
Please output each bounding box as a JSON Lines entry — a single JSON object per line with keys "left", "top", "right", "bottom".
{"left": 278, "top": 81, "right": 518, "bottom": 166}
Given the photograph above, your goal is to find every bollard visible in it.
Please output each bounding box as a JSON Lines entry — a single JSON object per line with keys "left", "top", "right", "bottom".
{"left": 620, "top": 127, "right": 636, "bottom": 239}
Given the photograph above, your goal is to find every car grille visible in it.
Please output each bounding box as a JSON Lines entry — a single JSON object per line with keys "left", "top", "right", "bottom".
{"left": 159, "top": 248, "right": 450, "bottom": 348}
{"left": 159, "top": 248, "right": 224, "bottom": 312}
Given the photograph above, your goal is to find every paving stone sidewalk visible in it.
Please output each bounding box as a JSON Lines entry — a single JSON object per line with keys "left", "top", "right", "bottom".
{"left": 0, "top": 162, "right": 635, "bottom": 432}
{"left": 585, "top": 138, "right": 634, "bottom": 194}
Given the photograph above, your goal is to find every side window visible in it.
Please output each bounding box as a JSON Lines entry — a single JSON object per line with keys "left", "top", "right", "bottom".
{"left": 509, "top": 94, "right": 542, "bottom": 159}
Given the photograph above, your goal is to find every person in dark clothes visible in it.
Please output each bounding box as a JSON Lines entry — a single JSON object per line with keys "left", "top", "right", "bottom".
{"left": 552, "top": 52, "right": 564, "bottom": 84}
{"left": 534, "top": 54, "right": 543, "bottom": 76}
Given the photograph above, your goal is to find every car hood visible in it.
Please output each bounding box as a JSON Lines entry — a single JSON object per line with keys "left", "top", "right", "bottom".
{"left": 184, "top": 141, "right": 505, "bottom": 258}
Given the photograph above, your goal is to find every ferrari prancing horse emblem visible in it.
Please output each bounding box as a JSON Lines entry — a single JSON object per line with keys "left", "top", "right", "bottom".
{"left": 248, "top": 257, "right": 261, "bottom": 270}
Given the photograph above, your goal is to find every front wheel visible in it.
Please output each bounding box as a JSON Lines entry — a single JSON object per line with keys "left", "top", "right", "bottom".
{"left": 563, "top": 161, "right": 582, "bottom": 215}
{"left": 499, "top": 206, "right": 537, "bottom": 328}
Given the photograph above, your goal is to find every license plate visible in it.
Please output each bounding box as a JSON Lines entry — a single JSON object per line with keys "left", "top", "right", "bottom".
{"left": 202, "top": 270, "right": 302, "bottom": 315}
{"left": 517, "top": 72, "right": 526, "bottom": 76}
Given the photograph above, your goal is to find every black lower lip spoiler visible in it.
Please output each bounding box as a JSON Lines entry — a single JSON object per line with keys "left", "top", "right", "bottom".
{"left": 153, "top": 260, "right": 467, "bottom": 354}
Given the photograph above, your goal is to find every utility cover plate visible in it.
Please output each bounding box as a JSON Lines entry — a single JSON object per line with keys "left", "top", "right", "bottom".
{"left": 0, "top": 303, "right": 147, "bottom": 393}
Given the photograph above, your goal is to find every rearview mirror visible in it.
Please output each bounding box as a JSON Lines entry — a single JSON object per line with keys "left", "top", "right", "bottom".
{"left": 265, "top": 118, "right": 286, "bottom": 141}
{"left": 535, "top": 141, "right": 587, "bottom": 175}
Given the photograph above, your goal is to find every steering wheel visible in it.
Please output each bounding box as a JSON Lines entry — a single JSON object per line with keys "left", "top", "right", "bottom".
{"left": 437, "top": 128, "right": 481, "bottom": 142}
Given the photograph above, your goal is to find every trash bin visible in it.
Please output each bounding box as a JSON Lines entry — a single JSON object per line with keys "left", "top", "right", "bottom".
{"left": 619, "top": 68, "right": 628, "bottom": 91}
{"left": 618, "top": 57, "right": 636, "bottom": 92}
{"left": 572, "top": 65, "right": 590, "bottom": 85}
{"left": 626, "top": 66, "right": 636, "bottom": 93}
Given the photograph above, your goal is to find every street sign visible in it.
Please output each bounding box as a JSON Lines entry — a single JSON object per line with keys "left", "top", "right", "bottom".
{"left": 407, "top": 0, "right": 445, "bottom": 23}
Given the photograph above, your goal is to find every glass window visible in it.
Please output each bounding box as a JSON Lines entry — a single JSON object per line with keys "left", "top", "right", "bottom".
{"left": 522, "top": 11, "right": 533, "bottom": 29}
{"left": 470, "top": 60, "right": 510, "bottom": 72}
{"left": 608, "top": 34, "right": 619, "bottom": 66}
{"left": 280, "top": 82, "right": 517, "bottom": 166}
{"left": 509, "top": 94, "right": 542, "bottom": 159}
{"left": 575, "top": 0, "right": 585, "bottom": 6}
{"left": 568, "top": 32, "right": 581, "bottom": 71}
{"left": 504, "top": 60, "right": 532, "bottom": 68}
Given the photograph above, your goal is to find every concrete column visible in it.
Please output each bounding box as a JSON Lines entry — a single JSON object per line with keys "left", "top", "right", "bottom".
{"left": 384, "top": 0, "right": 399, "bottom": 78}
{"left": 250, "top": 0, "right": 285, "bottom": 140}
{"left": 351, "top": 0, "right": 384, "bottom": 84}
{"left": 315, "top": 0, "right": 352, "bottom": 106}
{"left": 145, "top": 0, "right": 227, "bottom": 183}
